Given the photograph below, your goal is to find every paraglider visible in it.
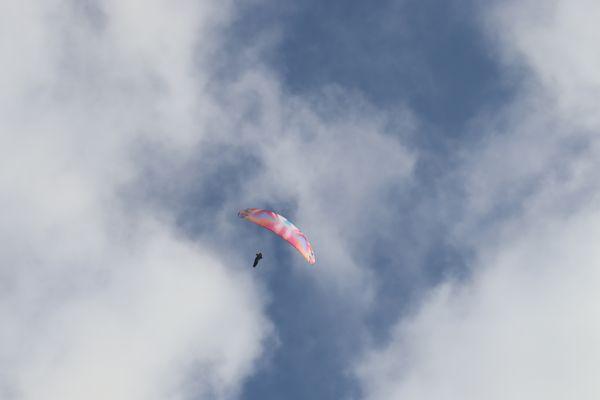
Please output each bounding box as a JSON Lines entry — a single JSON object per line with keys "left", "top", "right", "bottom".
{"left": 238, "top": 208, "right": 316, "bottom": 265}
{"left": 253, "top": 252, "right": 263, "bottom": 267}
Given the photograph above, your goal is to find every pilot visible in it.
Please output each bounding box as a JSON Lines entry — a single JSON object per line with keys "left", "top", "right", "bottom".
{"left": 253, "top": 252, "right": 263, "bottom": 267}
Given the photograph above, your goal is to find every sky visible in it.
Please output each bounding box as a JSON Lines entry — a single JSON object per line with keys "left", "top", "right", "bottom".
{"left": 1, "top": 1, "right": 599, "bottom": 399}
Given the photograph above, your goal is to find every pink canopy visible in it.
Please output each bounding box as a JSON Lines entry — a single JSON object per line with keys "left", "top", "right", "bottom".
{"left": 238, "top": 208, "right": 316, "bottom": 264}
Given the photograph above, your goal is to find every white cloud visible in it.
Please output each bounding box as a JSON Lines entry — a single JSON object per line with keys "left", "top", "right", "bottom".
{"left": 0, "top": 1, "right": 270, "bottom": 399}
{"left": 357, "top": 0, "right": 600, "bottom": 398}
{"left": 358, "top": 206, "right": 600, "bottom": 400}
{"left": 0, "top": 1, "right": 417, "bottom": 398}
{"left": 488, "top": 0, "right": 600, "bottom": 130}
{"left": 1, "top": 225, "right": 268, "bottom": 400}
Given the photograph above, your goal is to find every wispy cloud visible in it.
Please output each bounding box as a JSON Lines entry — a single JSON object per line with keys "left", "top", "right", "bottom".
{"left": 0, "top": 1, "right": 417, "bottom": 399}
{"left": 356, "top": 0, "right": 600, "bottom": 398}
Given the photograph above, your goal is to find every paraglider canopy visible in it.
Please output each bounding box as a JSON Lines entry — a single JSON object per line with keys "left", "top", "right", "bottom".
{"left": 238, "top": 208, "right": 316, "bottom": 264}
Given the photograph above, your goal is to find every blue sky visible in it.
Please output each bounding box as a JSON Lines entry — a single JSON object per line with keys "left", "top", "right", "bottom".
{"left": 223, "top": 2, "right": 507, "bottom": 398}
{"left": 2, "top": 1, "right": 600, "bottom": 399}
